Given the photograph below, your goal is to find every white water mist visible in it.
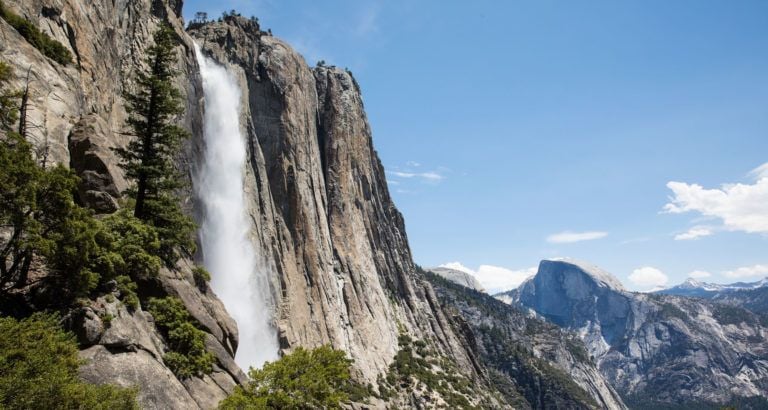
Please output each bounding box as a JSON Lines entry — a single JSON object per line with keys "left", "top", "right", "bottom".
{"left": 194, "top": 43, "right": 279, "bottom": 370}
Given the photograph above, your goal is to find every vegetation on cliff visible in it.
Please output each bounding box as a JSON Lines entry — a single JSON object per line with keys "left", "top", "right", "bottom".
{"left": 377, "top": 332, "right": 478, "bottom": 409}
{"left": 147, "top": 297, "right": 215, "bottom": 379}
{"left": 0, "top": 313, "right": 138, "bottom": 409}
{"left": 0, "top": 1, "right": 73, "bottom": 65}
{"left": 219, "top": 345, "right": 364, "bottom": 409}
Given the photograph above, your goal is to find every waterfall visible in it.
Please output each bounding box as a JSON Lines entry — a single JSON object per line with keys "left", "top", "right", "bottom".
{"left": 194, "top": 43, "right": 279, "bottom": 371}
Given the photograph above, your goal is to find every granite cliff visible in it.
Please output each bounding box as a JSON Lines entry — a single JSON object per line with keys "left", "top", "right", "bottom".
{"left": 428, "top": 267, "right": 486, "bottom": 292}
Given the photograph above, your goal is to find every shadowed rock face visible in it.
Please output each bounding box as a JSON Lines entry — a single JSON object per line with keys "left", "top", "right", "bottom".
{"left": 510, "top": 259, "right": 768, "bottom": 406}
{"left": 516, "top": 259, "right": 631, "bottom": 352}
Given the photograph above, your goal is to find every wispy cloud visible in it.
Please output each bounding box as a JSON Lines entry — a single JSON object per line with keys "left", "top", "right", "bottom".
{"left": 749, "top": 163, "right": 768, "bottom": 180}
{"left": 387, "top": 170, "right": 445, "bottom": 183}
{"left": 664, "top": 162, "right": 768, "bottom": 237}
{"left": 390, "top": 171, "right": 445, "bottom": 181}
{"left": 674, "top": 226, "right": 714, "bottom": 241}
{"left": 353, "top": 2, "right": 381, "bottom": 36}
{"left": 546, "top": 231, "right": 608, "bottom": 244}
{"left": 688, "top": 270, "right": 712, "bottom": 279}
{"left": 619, "top": 236, "right": 652, "bottom": 245}
{"left": 723, "top": 264, "right": 768, "bottom": 279}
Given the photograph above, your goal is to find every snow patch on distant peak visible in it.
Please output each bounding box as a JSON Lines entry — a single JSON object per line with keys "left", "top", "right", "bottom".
{"left": 545, "top": 258, "right": 626, "bottom": 291}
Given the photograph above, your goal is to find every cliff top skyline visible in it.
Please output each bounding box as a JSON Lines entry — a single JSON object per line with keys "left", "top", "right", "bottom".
{"left": 184, "top": 0, "right": 768, "bottom": 292}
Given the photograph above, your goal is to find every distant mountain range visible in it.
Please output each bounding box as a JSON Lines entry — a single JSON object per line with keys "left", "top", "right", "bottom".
{"left": 494, "top": 259, "right": 768, "bottom": 408}
{"left": 656, "top": 277, "right": 768, "bottom": 299}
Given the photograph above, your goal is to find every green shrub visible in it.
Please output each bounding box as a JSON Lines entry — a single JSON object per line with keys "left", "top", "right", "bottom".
{"left": 148, "top": 297, "right": 214, "bottom": 379}
{"left": 101, "top": 209, "right": 162, "bottom": 281}
{"left": 0, "top": 61, "right": 20, "bottom": 129}
{"left": 115, "top": 275, "right": 139, "bottom": 310}
{"left": 0, "top": 313, "right": 138, "bottom": 409}
{"left": 192, "top": 265, "right": 211, "bottom": 290}
{"left": 220, "top": 345, "right": 364, "bottom": 409}
{"left": 100, "top": 312, "right": 114, "bottom": 327}
{"left": 0, "top": 1, "right": 73, "bottom": 65}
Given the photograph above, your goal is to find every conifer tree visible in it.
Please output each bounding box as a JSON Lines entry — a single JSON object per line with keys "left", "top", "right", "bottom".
{"left": 116, "top": 24, "right": 194, "bottom": 264}
{"left": 0, "top": 62, "right": 19, "bottom": 129}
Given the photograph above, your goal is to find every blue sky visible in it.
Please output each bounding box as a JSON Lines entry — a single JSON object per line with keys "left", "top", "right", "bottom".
{"left": 184, "top": 1, "right": 768, "bottom": 292}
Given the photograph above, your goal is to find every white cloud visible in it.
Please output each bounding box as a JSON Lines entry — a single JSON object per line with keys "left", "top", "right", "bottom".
{"left": 406, "top": 161, "right": 421, "bottom": 167}
{"left": 388, "top": 170, "right": 444, "bottom": 183}
{"left": 723, "top": 264, "right": 768, "bottom": 279}
{"left": 674, "top": 226, "right": 713, "bottom": 241}
{"left": 688, "top": 270, "right": 712, "bottom": 279}
{"left": 628, "top": 266, "right": 669, "bottom": 290}
{"left": 546, "top": 231, "right": 608, "bottom": 244}
{"left": 663, "top": 162, "right": 768, "bottom": 236}
{"left": 749, "top": 162, "right": 768, "bottom": 180}
{"left": 438, "top": 262, "right": 537, "bottom": 294}
{"left": 439, "top": 262, "right": 474, "bottom": 275}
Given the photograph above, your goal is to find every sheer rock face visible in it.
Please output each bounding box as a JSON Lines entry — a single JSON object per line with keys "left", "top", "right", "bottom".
{"left": 511, "top": 259, "right": 768, "bottom": 405}
{"left": 189, "top": 18, "right": 479, "bottom": 386}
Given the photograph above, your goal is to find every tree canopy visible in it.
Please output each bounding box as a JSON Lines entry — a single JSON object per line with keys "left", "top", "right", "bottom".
{"left": 219, "top": 345, "right": 363, "bottom": 409}
{"left": 0, "top": 313, "right": 138, "bottom": 409}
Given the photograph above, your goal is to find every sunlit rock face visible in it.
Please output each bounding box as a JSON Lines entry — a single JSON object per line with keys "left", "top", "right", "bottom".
{"left": 511, "top": 259, "right": 768, "bottom": 406}
{"left": 428, "top": 267, "right": 486, "bottom": 292}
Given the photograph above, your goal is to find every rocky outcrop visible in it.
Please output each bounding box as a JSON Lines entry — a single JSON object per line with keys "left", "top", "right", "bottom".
{"left": 428, "top": 267, "right": 486, "bottom": 292}
{"left": 508, "top": 259, "right": 768, "bottom": 407}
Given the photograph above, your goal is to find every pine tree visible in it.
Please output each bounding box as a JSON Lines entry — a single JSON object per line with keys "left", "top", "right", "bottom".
{"left": 116, "top": 24, "right": 194, "bottom": 264}
{"left": 0, "top": 61, "right": 20, "bottom": 130}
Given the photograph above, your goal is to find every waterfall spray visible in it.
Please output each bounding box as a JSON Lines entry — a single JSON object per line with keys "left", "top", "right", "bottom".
{"left": 194, "top": 43, "right": 279, "bottom": 370}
